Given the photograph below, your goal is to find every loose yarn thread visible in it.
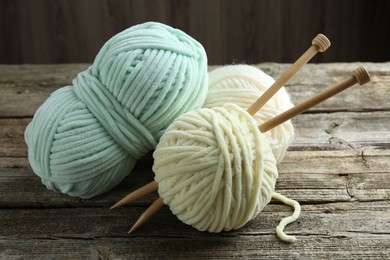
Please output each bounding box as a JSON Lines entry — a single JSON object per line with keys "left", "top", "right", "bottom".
{"left": 204, "top": 65, "right": 294, "bottom": 163}
{"left": 25, "top": 22, "right": 208, "bottom": 199}
{"left": 153, "top": 104, "right": 300, "bottom": 242}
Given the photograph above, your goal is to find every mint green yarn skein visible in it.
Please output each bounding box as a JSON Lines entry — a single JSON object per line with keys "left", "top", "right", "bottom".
{"left": 25, "top": 22, "right": 208, "bottom": 199}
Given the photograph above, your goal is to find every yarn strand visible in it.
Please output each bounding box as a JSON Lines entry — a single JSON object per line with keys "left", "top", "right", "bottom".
{"left": 272, "top": 192, "right": 301, "bottom": 243}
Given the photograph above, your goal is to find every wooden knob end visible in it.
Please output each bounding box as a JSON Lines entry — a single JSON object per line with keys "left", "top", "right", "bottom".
{"left": 312, "top": 34, "right": 331, "bottom": 52}
{"left": 353, "top": 66, "right": 371, "bottom": 85}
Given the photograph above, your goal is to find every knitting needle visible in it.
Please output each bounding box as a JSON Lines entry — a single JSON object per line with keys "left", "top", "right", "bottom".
{"left": 113, "top": 66, "right": 371, "bottom": 233}
{"left": 110, "top": 180, "right": 159, "bottom": 233}
{"left": 259, "top": 66, "right": 371, "bottom": 132}
{"left": 247, "top": 33, "right": 331, "bottom": 116}
{"left": 128, "top": 197, "right": 164, "bottom": 234}
{"left": 111, "top": 34, "right": 331, "bottom": 212}
{"left": 110, "top": 180, "right": 158, "bottom": 209}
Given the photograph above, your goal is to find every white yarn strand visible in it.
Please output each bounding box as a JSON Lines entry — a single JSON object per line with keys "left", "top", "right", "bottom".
{"left": 272, "top": 192, "right": 301, "bottom": 242}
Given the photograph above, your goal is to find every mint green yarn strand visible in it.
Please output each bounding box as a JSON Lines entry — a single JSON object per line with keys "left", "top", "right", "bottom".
{"left": 50, "top": 127, "right": 107, "bottom": 155}
{"left": 127, "top": 50, "right": 167, "bottom": 113}
{"left": 106, "top": 52, "right": 133, "bottom": 96}
{"left": 124, "top": 49, "right": 162, "bottom": 110}
{"left": 100, "top": 50, "right": 144, "bottom": 95}
{"left": 34, "top": 88, "right": 80, "bottom": 176}
{"left": 105, "top": 50, "right": 143, "bottom": 98}
{"left": 54, "top": 121, "right": 103, "bottom": 140}
{"left": 144, "top": 59, "right": 193, "bottom": 133}
{"left": 50, "top": 145, "right": 124, "bottom": 176}
{"left": 50, "top": 131, "right": 112, "bottom": 161}
{"left": 140, "top": 53, "right": 183, "bottom": 123}
{"left": 73, "top": 74, "right": 144, "bottom": 156}
{"left": 132, "top": 51, "right": 176, "bottom": 115}
{"left": 73, "top": 71, "right": 155, "bottom": 157}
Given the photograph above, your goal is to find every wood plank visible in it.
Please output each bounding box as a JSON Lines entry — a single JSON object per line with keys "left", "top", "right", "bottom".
{"left": 257, "top": 62, "right": 390, "bottom": 112}
{"left": 0, "top": 150, "right": 388, "bottom": 208}
{"left": 0, "top": 207, "right": 389, "bottom": 259}
{"left": 0, "top": 118, "right": 29, "bottom": 157}
{"left": 0, "top": 64, "right": 88, "bottom": 117}
{"left": 1, "top": 110, "right": 388, "bottom": 157}
{"left": 1, "top": 202, "right": 389, "bottom": 237}
{"left": 291, "top": 111, "right": 390, "bottom": 150}
{"left": 0, "top": 203, "right": 388, "bottom": 243}
{"left": 0, "top": 199, "right": 389, "bottom": 258}
{"left": 1, "top": 63, "right": 389, "bottom": 117}
{"left": 1, "top": 234, "right": 389, "bottom": 259}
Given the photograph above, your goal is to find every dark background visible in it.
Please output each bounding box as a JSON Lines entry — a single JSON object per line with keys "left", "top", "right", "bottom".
{"left": 1, "top": 0, "right": 389, "bottom": 65}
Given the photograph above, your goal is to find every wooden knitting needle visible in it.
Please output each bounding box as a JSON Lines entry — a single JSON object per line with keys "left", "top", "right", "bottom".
{"left": 259, "top": 66, "right": 371, "bottom": 132}
{"left": 112, "top": 66, "right": 371, "bottom": 233}
{"left": 111, "top": 180, "right": 159, "bottom": 233}
{"left": 128, "top": 197, "right": 164, "bottom": 234}
{"left": 110, "top": 180, "right": 158, "bottom": 209}
{"left": 247, "top": 33, "right": 330, "bottom": 116}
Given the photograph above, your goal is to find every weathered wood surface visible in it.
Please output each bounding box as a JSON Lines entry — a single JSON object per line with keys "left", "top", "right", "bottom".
{"left": 1, "top": 63, "right": 390, "bottom": 117}
{"left": 0, "top": 63, "right": 389, "bottom": 259}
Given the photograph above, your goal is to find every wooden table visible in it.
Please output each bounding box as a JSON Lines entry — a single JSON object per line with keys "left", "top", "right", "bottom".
{"left": 1, "top": 63, "right": 389, "bottom": 259}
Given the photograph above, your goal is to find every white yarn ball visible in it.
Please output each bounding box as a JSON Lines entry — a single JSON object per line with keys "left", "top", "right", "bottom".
{"left": 153, "top": 104, "right": 278, "bottom": 232}
{"left": 204, "top": 65, "right": 294, "bottom": 163}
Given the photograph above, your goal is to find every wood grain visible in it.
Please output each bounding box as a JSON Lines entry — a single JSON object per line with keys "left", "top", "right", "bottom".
{"left": 1, "top": 63, "right": 389, "bottom": 117}
{"left": 0, "top": 150, "right": 389, "bottom": 208}
{"left": 2, "top": 110, "right": 389, "bottom": 158}
{"left": 1, "top": 234, "right": 389, "bottom": 259}
{"left": 0, "top": 63, "right": 389, "bottom": 258}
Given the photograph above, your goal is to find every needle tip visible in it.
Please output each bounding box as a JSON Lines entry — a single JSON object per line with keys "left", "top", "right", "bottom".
{"left": 110, "top": 202, "right": 121, "bottom": 210}
{"left": 128, "top": 226, "right": 136, "bottom": 234}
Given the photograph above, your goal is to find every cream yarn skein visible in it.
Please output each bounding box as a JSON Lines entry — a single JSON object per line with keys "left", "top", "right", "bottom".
{"left": 153, "top": 104, "right": 300, "bottom": 242}
{"left": 204, "top": 65, "right": 294, "bottom": 163}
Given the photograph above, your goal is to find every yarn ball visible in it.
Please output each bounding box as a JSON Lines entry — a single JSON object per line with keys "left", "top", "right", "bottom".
{"left": 204, "top": 65, "right": 294, "bottom": 163}
{"left": 153, "top": 103, "right": 278, "bottom": 232}
{"left": 25, "top": 22, "right": 208, "bottom": 199}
